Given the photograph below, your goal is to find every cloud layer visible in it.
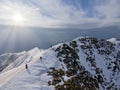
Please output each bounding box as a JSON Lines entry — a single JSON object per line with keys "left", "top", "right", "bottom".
{"left": 0, "top": 0, "right": 120, "bottom": 29}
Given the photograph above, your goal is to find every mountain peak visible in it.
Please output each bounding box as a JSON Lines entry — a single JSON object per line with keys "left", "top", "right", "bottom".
{"left": 107, "top": 38, "right": 120, "bottom": 44}
{"left": 0, "top": 36, "right": 120, "bottom": 90}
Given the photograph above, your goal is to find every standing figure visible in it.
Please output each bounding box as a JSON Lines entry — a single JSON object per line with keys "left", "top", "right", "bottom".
{"left": 25, "top": 64, "right": 28, "bottom": 69}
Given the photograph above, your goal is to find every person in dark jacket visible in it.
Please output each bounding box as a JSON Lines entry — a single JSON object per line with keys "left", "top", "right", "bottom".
{"left": 25, "top": 64, "right": 28, "bottom": 69}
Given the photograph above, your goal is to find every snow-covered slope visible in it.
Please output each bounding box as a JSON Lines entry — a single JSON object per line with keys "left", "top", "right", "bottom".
{"left": 0, "top": 36, "right": 120, "bottom": 90}
{"left": 0, "top": 47, "right": 44, "bottom": 73}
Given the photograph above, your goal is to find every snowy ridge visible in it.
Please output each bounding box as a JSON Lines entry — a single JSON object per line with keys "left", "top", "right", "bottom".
{"left": 107, "top": 38, "right": 120, "bottom": 43}
{"left": 0, "top": 47, "right": 44, "bottom": 73}
{"left": 0, "top": 36, "right": 120, "bottom": 90}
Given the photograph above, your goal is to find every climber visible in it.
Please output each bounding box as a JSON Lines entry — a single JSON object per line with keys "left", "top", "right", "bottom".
{"left": 25, "top": 64, "right": 28, "bottom": 69}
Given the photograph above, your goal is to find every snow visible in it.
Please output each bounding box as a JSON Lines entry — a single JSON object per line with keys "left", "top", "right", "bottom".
{"left": 107, "top": 38, "right": 120, "bottom": 44}
{"left": 0, "top": 37, "right": 120, "bottom": 90}
{"left": 0, "top": 48, "right": 54, "bottom": 90}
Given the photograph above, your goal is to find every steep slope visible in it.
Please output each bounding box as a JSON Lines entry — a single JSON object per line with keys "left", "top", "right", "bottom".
{"left": 0, "top": 36, "right": 120, "bottom": 90}
{"left": 0, "top": 48, "right": 56, "bottom": 90}
{"left": 0, "top": 47, "right": 43, "bottom": 73}
{"left": 48, "top": 37, "right": 120, "bottom": 90}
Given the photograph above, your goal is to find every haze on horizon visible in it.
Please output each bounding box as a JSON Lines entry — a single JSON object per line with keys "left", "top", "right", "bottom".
{"left": 0, "top": 0, "right": 120, "bottom": 54}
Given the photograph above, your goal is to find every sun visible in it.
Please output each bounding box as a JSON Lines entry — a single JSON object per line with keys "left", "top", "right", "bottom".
{"left": 12, "top": 13, "right": 24, "bottom": 25}
{"left": 13, "top": 13, "right": 23, "bottom": 23}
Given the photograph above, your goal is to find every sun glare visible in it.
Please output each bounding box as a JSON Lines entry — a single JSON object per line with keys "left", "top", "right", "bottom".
{"left": 12, "top": 13, "right": 24, "bottom": 24}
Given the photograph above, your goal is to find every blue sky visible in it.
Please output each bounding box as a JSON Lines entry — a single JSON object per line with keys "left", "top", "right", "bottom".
{"left": 0, "top": 0, "right": 120, "bottom": 29}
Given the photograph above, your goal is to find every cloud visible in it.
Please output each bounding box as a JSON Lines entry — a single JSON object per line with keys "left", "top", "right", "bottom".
{"left": 93, "top": 0, "right": 120, "bottom": 26}
{"left": 0, "top": 0, "right": 119, "bottom": 29}
{"left": 95, "top": 0, "right": 120, "bottom": 18}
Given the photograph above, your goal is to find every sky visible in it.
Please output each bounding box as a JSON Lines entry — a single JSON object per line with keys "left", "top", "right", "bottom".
{"left": 0, "top": 0, "right": 120, "bottom": 29}
{"left": 0, "top": 0, "right": 120, "bottom": 54}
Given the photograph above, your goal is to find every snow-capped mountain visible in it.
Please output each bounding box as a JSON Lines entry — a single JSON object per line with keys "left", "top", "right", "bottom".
{"left": 0, "top": 36, "right": 120, "bottom": 90}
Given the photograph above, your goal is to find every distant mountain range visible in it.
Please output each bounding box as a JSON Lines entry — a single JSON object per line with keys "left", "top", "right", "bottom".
{"left": 0, "top": 36, "right": 120, "bottom": 90}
